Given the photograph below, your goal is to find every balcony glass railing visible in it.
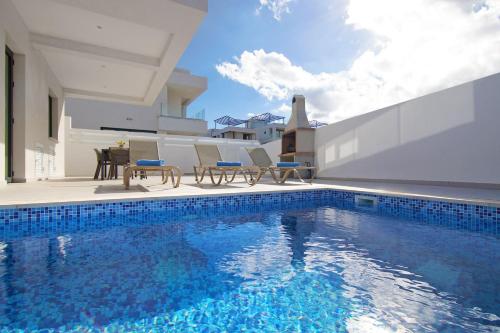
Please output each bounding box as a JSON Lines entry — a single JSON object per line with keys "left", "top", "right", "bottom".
{"left": 187, "top": 108, "right": 205, "bottom": 120}
{"left": 159, "top": 103, "right": 206, "bottom": 121}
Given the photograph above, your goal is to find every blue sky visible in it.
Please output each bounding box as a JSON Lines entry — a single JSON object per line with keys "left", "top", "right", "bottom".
{"left": 178, "top": 0, "right": 500, "bottom": 126}
{"left": 178, "top": 0, "right": 366, "bottom": 125}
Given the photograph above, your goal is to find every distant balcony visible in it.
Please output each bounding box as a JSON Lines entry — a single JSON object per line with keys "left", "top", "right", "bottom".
{"left": 158, "top": 115, "right": 208, "bottom": 136}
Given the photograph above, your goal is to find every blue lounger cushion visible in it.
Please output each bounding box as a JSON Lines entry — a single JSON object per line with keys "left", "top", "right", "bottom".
{"left": 216, "top": 161, "right": 242, "bottom": 167}
{"left": 136, "top": 159, "right": 165, "bottom": 166}
{"left": 277, "top": 162, "right": 301, "bottom": 168}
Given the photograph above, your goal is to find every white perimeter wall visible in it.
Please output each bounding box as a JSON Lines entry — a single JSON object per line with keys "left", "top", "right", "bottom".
{"left": 315, "top": 73, "right": 500, "bottom": 185}
{"left": 0, "top": 0, "right": 65, "bottom": 183}
{"left": 65, "top": 117, "right": 261, "bottom": 177}
{"left": 262, "top": 139, "right": 281, "bottom": 164}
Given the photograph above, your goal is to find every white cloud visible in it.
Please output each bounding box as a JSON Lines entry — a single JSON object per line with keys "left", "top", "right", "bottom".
{"left": 256, "top": 0, "right": 293, "bottom": 21}
{"left": 217, "top": 0, "right": 500, "bottom": 122}
{"left": 274, "top": 103, "right": 292, "bottom": 113}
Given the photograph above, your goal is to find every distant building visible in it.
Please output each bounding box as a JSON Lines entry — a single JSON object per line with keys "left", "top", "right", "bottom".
{"left": 246, "top": 113, "right": 286, "bottom": 144}
{"left": 209, "top": 113, "right": 286, "bottom": 143}
{"left": 308, "top": 120, "right": 328, "bottom": 128}
{"left": 209, "top": 127, "right": 257, "bottom": 140}
{"left": 209, "top": 116, "right": 255, "bottom": 140}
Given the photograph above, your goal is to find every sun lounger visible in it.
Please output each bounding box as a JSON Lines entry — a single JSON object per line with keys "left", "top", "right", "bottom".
{"left": 245, "top": 147, "right": 316, "bottom": 184}
{"left": 193, "top": 144, "right": 260, "bottom": 186}
{"left": 123, "top": 140, "right": 182, "bottom": 189}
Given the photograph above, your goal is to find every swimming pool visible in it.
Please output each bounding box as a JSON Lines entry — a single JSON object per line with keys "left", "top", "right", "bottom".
{"left": 0, "top": 192, "right": 499, "bottom": 332}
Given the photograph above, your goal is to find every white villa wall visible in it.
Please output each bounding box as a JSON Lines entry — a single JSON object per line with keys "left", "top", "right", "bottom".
{"left": 65, "top": 117, "right": 261, "bottom": 177}
{"left": 66, "top": 86, "right": 197, "bottom": 132}
{"left": 66, "top": 89, "right": 167, "bottom": 132}
{"left": 315, "top": 72, "right": 500, "bottom": 186}
{"left": 1, "top": 0, "right": 65, "bottom": 183}
{"left": 166, "top": 88, "right": 184, "bottom": 118}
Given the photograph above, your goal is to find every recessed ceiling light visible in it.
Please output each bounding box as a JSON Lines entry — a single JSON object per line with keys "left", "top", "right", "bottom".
{"left": 97, "top": 25, "right": 103, "bottom": 30}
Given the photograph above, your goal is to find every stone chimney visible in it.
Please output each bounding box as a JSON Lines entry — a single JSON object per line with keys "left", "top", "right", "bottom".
{"left": 286, "top": 95, "right": 311, "bottom": 131}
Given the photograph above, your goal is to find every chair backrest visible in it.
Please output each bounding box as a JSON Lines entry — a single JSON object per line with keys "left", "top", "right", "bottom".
{"left": 93, "top": 148, "right": 102, "bottom": 161}
{"left": 108, "top": 147, "right": 129, "bottom": 164}
{"left": 246, "top": 147, "right": 273, "bottom": 167}
{"left": 129, "top": 140, "right": 159, "bottom": 164}
{"left": 194, "top": 144, "right": 222, "bottom": 166}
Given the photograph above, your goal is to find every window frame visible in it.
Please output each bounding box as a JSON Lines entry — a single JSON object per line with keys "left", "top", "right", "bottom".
{"left": 48, "top": 94, "right": 58, "bottom": 140}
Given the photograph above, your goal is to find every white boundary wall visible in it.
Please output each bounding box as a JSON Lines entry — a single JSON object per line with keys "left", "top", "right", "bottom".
{"left": 65, "top": 117, "right": 260, "bottom": 177}
{"left": 315, "top": 73, "right": 500, "bottom": 185}
{"left": 262, "top": 139, "right": 281, "bottom": 164}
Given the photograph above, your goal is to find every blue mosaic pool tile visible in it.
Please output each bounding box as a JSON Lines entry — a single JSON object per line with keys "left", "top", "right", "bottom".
{"left": 372, "top": 194, "right": 499, "bottom": 234}
{"left": 0, "top": 189, "right": 499, "bottom": 239}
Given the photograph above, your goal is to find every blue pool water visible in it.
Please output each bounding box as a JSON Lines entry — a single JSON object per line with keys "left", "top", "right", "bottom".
{"left": 0, "top": 201, "right": 499, "bottom": 332}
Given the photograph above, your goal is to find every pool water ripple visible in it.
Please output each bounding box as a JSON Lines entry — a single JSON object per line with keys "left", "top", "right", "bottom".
{"left": 0, "top": 204, "right": 498, "bottom": 332}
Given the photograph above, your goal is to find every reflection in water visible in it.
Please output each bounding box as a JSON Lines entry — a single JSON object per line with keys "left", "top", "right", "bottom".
{"left": 280, "top": 212, "right": 314, "bottom": 265}
{"left": 0, "top": 205, "right": 498, "bottom": 332}
{"left": 1, "top": 242, "right": 16, "bottom": 325}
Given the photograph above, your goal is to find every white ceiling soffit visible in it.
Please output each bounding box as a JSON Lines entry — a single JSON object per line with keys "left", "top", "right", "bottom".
{"left": 13, "top": 0, "right": 207, "bottom": 105}
{"left": 167, "top": 69, "right": 207, "bottom": 102}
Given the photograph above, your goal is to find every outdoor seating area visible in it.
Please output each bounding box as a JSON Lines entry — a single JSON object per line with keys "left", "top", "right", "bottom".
{"left": 92, "top": 139, "right": 316, "bottom": 189}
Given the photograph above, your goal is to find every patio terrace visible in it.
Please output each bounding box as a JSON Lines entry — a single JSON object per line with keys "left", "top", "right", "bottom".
{"left": 1, "top": 176, "right": 499, "bottom": 208}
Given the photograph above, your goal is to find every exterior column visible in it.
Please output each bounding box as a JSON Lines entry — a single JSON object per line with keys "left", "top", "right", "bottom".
{"left": 0, "top": 29, "right": 6, "bottom": 186}
{"left": 12, "top": 54, "right": 26, "bottom": 182}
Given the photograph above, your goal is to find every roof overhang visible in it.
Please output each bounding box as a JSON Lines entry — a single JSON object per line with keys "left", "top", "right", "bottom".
{"left": 13, "top": 0, "right": 207, "bottom": 105}
{"left": 167, "top": 68, "right": 207, "bottom": 106}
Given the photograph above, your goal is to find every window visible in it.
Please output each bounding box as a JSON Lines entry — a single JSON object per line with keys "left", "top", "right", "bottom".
{"left": 48, "top": 95, "right": 58, "bottom": 140}
{"left": 243, "top": 133, "right": 252, "bottom": 140}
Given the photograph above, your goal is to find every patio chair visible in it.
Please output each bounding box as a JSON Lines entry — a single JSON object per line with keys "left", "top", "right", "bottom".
{"left": 123, "top": 140, "right": 182, "bottom": 189}
{"left": 93, "top": 148, "right": 112, "bottom": 180}
{"left": 245, "top": 147, "right": 316, "bottom": 184}
{"left": 94, "top": 148, "right": 104, "bottom": 180}
{"left": 107, "top": 147, "right": 129, "bottom": 179}
{"left": 193, "top": 144, "right": 261, "bottom": 186}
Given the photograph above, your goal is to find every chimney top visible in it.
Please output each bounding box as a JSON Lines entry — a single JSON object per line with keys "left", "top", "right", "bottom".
{"left": 286, "top": 95, "right": 310, "bottom": 131}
